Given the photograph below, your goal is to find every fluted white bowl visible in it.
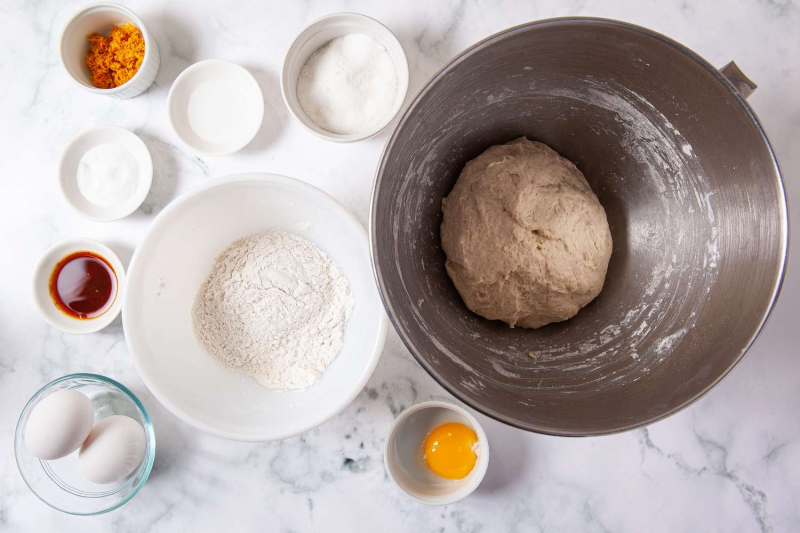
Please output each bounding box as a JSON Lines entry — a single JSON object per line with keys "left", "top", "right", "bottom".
{"left": 60, "top": 2, "right": 160, "bottom": 99}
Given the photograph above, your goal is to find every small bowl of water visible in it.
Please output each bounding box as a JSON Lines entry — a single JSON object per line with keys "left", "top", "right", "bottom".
{"left": 14, "top": 373, "right": 155, "bottom": 515}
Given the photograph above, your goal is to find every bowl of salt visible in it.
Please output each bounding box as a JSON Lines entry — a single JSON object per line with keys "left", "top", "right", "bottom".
{"left": 58, "top": 126, "right": 153, "bottom": 222}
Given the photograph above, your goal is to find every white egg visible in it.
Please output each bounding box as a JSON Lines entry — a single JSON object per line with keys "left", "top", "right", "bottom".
{"left": 25, "top": 389, "right": 94, "bottom": 460}
{"left": 78, "top": 415, "right": 146, "bottom": 485}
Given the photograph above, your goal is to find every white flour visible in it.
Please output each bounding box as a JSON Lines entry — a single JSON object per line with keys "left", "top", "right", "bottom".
{"left": 192, "top": 231, "right": 354, "bottom": 390}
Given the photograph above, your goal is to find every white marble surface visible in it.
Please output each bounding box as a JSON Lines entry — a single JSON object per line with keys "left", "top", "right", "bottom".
{"left": 1, "top": 0, "right": 799, "bottom": 531}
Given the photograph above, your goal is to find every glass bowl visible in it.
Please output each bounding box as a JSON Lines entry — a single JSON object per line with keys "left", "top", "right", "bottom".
{"left": 14, "top": 373, "right": 155, "bottom": 515}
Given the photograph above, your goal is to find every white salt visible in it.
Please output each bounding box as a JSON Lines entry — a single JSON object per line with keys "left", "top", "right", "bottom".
{"left": 296, "top": 33, "right": 398, "bottom": 135}
{"left": 77, "top": 142, "right": 139, "bottom": 207}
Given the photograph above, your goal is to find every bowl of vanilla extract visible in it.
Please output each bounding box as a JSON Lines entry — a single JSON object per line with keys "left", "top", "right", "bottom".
{"left": 33, "top": 238, "right": 126, "bottom": 334}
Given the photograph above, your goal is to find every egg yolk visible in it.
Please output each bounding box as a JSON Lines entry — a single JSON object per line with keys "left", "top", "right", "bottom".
{"left": 423, "top": 423, "right": 478, "bottom": 480}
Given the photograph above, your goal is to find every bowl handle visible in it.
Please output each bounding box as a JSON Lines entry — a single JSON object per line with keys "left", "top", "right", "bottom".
{"left": 720, "top": 61, "right": 757, "bottom": 99}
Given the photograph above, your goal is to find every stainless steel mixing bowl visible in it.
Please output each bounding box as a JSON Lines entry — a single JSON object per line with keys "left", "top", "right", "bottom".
{"left": 371, "top": 18, "right": 788, "bottom": 436}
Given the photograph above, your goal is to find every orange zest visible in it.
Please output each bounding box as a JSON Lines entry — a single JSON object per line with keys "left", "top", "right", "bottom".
{"left": 85, "top": 23, "right": 145, "bottom": 89}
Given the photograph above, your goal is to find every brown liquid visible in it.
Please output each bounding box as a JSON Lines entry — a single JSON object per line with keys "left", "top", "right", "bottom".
{"left": 49, "top": 251, "right": 117, "bottom": 319}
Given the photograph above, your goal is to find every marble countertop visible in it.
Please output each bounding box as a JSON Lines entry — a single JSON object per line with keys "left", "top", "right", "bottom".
{"left": 1, "top": 0, "right": 798, "bottom": 531}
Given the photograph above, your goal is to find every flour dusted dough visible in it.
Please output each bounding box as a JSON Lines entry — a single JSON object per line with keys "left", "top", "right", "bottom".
{"left": 441, "top": 138, "right": 612, "bottom": 329}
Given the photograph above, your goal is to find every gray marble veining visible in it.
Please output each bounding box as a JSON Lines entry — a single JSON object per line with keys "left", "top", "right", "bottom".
{"left": 1, "top": 0, "right": 799, "bottom": 532}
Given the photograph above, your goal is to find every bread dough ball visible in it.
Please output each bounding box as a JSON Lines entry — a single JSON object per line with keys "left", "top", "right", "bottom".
{"left": 441, "top": 138, "right": 612, "bottom": 329}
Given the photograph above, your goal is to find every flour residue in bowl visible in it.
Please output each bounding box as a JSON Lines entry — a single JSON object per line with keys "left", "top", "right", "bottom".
{"left": 191, "top": 230, "right": 354, "bottom": 390}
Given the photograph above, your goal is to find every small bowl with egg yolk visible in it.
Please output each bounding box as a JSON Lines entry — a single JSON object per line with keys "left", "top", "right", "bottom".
{"left": 384, "top": 400, "right": 489, "bottom": 505}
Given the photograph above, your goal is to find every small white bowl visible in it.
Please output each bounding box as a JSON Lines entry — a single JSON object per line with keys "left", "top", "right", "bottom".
{"left": 60, "top": 2, "right": 160, "bottom": 99}
{"left": 385, "top": 400, "right": 490, "bottom": 505}
{"left": 281, "top": 13, "right": 409, "bottom": 143}
{"left": 33, "top": 239, "right": 126, "bottom": 335}
{"left": 167, "top": 60, "right": 265, "bottom": 156}
{"left": 58, "top": 126, "right": 153, "bottom": 222}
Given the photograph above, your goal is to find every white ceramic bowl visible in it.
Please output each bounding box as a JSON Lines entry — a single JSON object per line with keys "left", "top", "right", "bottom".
{"left": 167, "top": 60, "right": 264, "bottom": 156}
{"left": 281, "top": 12, "right": 409, "bottom": 143}
{"left": 385, "top": 400, "right": 490, "bottom": 505}
{"left": 123, "top": 174, "right": 388, "bottom": 441}
{"left": 60, "top": 2, "right": 160, "bottom": 99}
{"left": 33, "top": 239, "right": 126, "bottom": 335}
{"left": 58, "top": 126, "right": 153, "bottom": 222}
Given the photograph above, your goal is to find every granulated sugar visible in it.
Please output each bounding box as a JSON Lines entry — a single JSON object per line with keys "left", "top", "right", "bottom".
{"left": 297, "top": 33, "right": 398, "bottom": 135}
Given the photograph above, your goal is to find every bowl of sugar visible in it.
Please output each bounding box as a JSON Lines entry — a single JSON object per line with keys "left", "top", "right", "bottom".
{"left": 281, "top": 13, "right": 409, "bottom": 142}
